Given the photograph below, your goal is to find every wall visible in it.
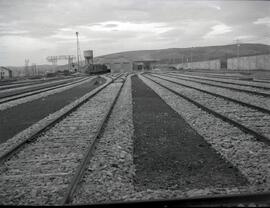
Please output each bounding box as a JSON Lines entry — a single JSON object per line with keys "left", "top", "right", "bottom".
{"left": 109, "top": 62, "right": 133, "bottom": 73}
{"left": 176, "top": 59, "right": 221, "bottom": 70}
{"left": 227, "top": 54, "right": 270, "bottom": 70}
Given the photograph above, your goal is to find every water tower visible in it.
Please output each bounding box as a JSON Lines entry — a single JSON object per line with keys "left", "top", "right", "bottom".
{"left": 84, "top": 50, "right": 93, "bottom": 65}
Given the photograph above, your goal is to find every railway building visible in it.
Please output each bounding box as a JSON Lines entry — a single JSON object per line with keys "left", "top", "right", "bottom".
{"left": 97, "top": 58, "right": 159, "bottom": 73}
{"left": 0, "top": 67, "right": 12, "bottom": 79}
{"left": 106, "top": 58, "right": 133, "bottom": 73}
{"left": 227, "top": 54, "right": 270, "bottom": 70}
{"left": 174, "top": 53, "right": 270, "bottom": 71}
{"left": 133, "top": 60, "right": 158, "bottom": 71}
{"left": 176, "top": 59, "right": 221, "bottom": 70}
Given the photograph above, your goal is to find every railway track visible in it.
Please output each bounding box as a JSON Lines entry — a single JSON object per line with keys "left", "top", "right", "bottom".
{"left": 143, "top": 73, "right": 270, "bottom": 145}
{"left": 0, "top": 73, "right": 127, "bottom": 205}
{"left": 0, "top": 77, "right": 89, "bottom": 105}
{"left": 151, "top": 73, "right": 270, "bottom": 111}
{"left": 151, "top": 73, "right": 270, "bottom": 113}
{"left": 166, "top": 72, "right": 270, "bottom": 90}
{"left": 162, "top": 73, "right": 270, "bottom": 97}
{"left": 61, "top": 74, "right": 128, "bottom": 205}
{"left": 0, "top": 72, "right": 269, "bottom": 206}
{"left": 0, "top": 79, "right": 43, "bottom": 87}
{"left": 0, "top": 76, "right": 79, "bottom": 91}
{"left": 176, "top": 71, "right": 270, "bottom": 84}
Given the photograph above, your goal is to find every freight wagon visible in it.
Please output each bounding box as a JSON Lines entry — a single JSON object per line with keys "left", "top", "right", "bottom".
{"left": 84, "top": 64, "right": 110, "bottom": 75}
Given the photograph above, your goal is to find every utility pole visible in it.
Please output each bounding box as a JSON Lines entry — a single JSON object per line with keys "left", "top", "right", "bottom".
{"left": 76, "top": 32, "right": 80, "bottom": 72}
{"left": 236, "top": 39, "right": 240, "bottom": 70}
{"left": 191, "top": 48, "right": 193, "bottom": 63}
{"left": 190, "top": 47, "right": 193, "bottom": 69}
{"left": 31, "top": 63, "right": 37, "bottom": 76}
{"left": 25, "top": 59, "right": 29, "bottom": 77}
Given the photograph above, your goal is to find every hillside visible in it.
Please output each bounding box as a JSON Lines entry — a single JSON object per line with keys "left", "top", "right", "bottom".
{"left": 95, "top": 43, "right": 270, "bottom": 64}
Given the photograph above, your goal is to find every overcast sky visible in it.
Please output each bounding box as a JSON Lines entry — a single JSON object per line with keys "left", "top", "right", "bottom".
{"left": 0, "top": 0, "right": 269, "bottom": 66}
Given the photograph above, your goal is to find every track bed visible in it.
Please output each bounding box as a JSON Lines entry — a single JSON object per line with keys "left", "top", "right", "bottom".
{"left": 131, "top": 75, "right": 247, "bottom": 191}
{"left": 0, "top": 77, "right": 105, "bottom": 143}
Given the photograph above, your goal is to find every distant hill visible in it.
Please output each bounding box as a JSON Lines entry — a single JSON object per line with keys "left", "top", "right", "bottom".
{"left": 95, "top": 43, "right": 270, "bottom": 64}
{"left": 5, "top": 43, "right": 270, "bottom": 72}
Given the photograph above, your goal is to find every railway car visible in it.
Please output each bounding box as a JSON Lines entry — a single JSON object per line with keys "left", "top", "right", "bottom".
{"left": 85, "top": 64, "right": 110, "bottom": 75}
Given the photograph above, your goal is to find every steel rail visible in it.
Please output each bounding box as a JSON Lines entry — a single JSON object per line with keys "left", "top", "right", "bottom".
{"left": 149, "top": 73, "right": 270, "bottom": 115}
{"left": 0, "top": 77, "right": 90, "bottom": 105}
{"left": 0, "top": 76, "right": 87, "bottom": 99}
{"left": 169, "top": 71, "right": 270, "bottom": 84}
{"left": 71, "top": 191, "right": 270, "bottom": 207}
{"left": 0, "top": 79, "right": 40, "bottom": 87}
{"left": 165, "top": 72, "right": 270, "bottom": 90}
{"left": 159, "top": 73, "right": 270, "bottom": 97}
{"left": 0, "top": 74, "right": 123, "bottom": 165}
{"left": 143, "top": 74, "right": 270, "bottom": 145}
{"left": 0, "top": 76, "right": 80, "bottom": 91}
{"left": 253, "top": 79, "right": 270, "bottom": 84}
{"left": 61, "top": 75, "right": 127, "bottom": 205}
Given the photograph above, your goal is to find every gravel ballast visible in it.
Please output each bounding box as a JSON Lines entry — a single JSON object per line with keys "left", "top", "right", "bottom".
{"left": 139, "top": 74, "right": 270, "bottom": 189}
{"left": 0, "top": 77, "right": 105, "bottom": 143}
{"left": 1, "top": 72, "right": 269, "bottom": 205}
{"left": 71, "top": 74, "right": 269, "bottom": 204}
{"left": 0, "top": 78, "right": 121, "bottom": 205}
{"left": 131, "top": 75, "right": 247, "bottom": 191}
{"left": 147, "top": 74, "right": 270, "bottom": 140}
{"left": 157, "top": 73, "right": 270, "bottom": 110}
{"left": 0, "top": 77, "right": 94, "bottom": 111}
{"left": 167, "top": 73, "right": 270, "bottom": 90}
{"left": 72, "top": 75, "right": 135, "bottom": 204}
{"left": 0, "top": 76, "right": 110, "bottom": 159}
{"left": 0, "top": 76, "right": 83, "bottom": 96}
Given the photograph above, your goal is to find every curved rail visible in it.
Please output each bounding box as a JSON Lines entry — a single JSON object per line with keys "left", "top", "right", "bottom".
{"left": 61, "top": 75, "right": 127, "bottom": 205}
{"left": 160, "top": 73, "right": 270, "bottom": 97}
{"left": 143, "top": 74, "right": 270, "bottom": 145}
{"left": 0, "top": 74, "right": 123, "bottom": 165}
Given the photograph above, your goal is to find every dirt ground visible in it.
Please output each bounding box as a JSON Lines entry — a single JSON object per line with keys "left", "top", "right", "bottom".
{"left": 131, "top": 75, "right": 248, "bottom": 191}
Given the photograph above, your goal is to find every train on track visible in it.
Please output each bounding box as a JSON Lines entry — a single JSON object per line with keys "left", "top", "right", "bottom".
{"left": 84, "top": 64, "right": 111, "bottom": 75}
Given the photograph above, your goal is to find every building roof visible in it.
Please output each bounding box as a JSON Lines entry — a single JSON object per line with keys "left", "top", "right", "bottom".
{"left": 0, "top": 67, "right": 12, "bottom": 73}
{"left": 133, "top": 60, "right": 159, "bottom": 63}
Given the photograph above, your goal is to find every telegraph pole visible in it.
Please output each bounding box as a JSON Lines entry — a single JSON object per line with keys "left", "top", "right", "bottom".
{"left": 24, "top": 59, "right": 29, "bottom": 77}
{"left": 76, "top": 32, "right": 80, "bottom": 72}
{"left": 236, "top": 39, "right": 240, "bottom": 70}
{"left": 190, "top": 47, "right": 193, "bottom": 69}
{"left": 191, "top": 47, "right": 193, "bottom": 63}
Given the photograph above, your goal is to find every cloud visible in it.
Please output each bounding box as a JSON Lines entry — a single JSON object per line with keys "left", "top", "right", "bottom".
{"left": 203, "top": 24, "right": 232, "bottom": 39}
{"left": 0, "top": 0, "right": 269, "bottom": 66}
{"left": 0, "top": 35, "right": 55, "bottom": 51}
{"left": 84, "top": 21, "right": 172, "bottom": 33}
{"left": 208, "top": 4, "right": 221, "bottom": 10}
{"left": 254, "top": 17, "right": 270, "bottom": 26}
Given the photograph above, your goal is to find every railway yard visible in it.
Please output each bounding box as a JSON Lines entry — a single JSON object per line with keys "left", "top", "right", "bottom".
{"left": 0, "top": 71, "right": 270, "bottom": 206}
